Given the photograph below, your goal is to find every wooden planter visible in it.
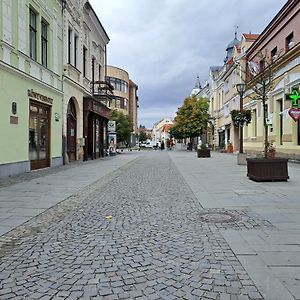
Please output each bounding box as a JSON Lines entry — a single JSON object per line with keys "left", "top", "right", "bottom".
{"left": 197, "top": 149, "right": 211, "bottom": 158}
{"left": 246, "top": 158, "right": 289, "bottom": 182}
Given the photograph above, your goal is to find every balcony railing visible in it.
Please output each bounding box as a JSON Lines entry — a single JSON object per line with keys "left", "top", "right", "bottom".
{"left": 91, "top": 81, "right": 114, "bottom": 97}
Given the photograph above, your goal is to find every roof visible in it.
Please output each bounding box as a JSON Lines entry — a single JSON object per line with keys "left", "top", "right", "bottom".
{"left": 243, "top": 33, "right": 260, "bottom": 40}
{"left": 226, "top": 37, "right": 240, "bottom": 51}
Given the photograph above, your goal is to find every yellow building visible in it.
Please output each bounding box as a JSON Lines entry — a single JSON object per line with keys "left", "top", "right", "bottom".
{"left": 244, "top": 0, "right": 300, "bottom": 159}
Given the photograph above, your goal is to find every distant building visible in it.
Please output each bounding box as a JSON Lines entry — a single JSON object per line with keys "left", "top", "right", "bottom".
{"left": 106, "top": 65, "right": 139, "bottom": 145}
{"left": 152, "top": 118, "right": 174, "bottom": 143}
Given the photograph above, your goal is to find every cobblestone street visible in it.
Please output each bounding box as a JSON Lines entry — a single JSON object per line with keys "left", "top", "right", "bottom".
{"left": 0, "top": 152, "right": 268, "bottom": 300}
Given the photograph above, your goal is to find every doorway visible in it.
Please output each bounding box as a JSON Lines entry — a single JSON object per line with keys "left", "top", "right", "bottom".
{"left": 29, "top": 101, "right": 50, "bottom": 170}
{"left": 67, "top": 99, "right": 77, "bottom": 162}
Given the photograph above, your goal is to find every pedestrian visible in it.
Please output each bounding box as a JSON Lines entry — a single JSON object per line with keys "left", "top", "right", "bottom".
{"left": 161, "top": 140, "right": 165, "bottom": 150}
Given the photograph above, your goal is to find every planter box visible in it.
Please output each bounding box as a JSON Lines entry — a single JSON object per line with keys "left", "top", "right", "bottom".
{"left": 197, "top": 149, "right": 211, "bottom": 158}
{"left": 246, "top": 158, "right": 289, "bottom": 182}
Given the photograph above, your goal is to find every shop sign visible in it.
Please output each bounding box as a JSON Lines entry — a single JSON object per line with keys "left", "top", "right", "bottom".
{"left": 10, "top": 116, "right": 18, "bottom": 124}
{"left": 108, "top": 121, "right": 116, "bottom": 132}
{"left": 286, "top": 89, "right": 300, "bottom": 107}
{"left": 108, "top": 133, "right": 117, "bottom": 154}
{"left": 287, "top": 89, "right": 300, "bottom": 121}
{"left": 289, "top": 109, "right": 300, "bottom": 121}
{"left": 28, "top": 89, "right": 53, "bottom": 105}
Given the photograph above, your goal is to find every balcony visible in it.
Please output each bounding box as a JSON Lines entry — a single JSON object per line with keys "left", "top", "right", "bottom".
{"left": 91, "top": 81, "right": 114, "bottom": 98}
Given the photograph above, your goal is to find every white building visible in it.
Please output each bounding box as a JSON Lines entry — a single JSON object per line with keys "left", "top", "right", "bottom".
{"left": 152, "top": 117, "right": 174, "bottom": 143}
{"left": 63, "top": 0, "right": 110, "bottom": 162}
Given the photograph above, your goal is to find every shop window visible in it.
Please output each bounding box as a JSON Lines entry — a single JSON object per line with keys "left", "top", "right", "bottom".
{"left": 29, "top": 9, "right": 37, "bottom": 60}
{"left": 286, "top": 32, "right": 294, "bottom": 51}
{"left": 41, "top": 20, "right": 48, "bottom": 67}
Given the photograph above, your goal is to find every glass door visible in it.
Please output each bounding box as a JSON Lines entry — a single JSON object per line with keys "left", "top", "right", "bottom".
{"left": 29, "top": 101, "right": 50, "bottom": 170}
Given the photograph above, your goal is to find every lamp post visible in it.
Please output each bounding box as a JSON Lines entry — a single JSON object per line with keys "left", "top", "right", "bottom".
{"left": 236, "top": 83, "right": 246, "bottom": 154}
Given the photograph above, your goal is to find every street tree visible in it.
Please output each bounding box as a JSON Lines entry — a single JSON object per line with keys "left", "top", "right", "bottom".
{"left": 109, "top": 110, "right": 133, "bottom": 144}
{"left": 171, "top": 96, "right": 210, "bottom": 147}
{"left": 246, "top": 50, "right": 280, "bottom": 158}
{"left": 138, "top": 131, "right": 147, "bottom": 142}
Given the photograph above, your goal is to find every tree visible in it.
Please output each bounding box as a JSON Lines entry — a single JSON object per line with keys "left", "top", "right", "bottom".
{"left": 138, "top": 131, "right": 147, "bottom": 142}
{"left": 172, "top": 96, "right": 210, "bottom": 144}
{"left": 246, "top": 50, "right": 279, "bottom": 159}
{"left": 109, "top": 110, "right": 133, "bottom": 144}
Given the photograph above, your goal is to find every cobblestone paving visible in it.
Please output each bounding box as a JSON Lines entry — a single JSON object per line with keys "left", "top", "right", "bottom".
{"left": 0, "top": 153, "right": 266, "bottom": 299}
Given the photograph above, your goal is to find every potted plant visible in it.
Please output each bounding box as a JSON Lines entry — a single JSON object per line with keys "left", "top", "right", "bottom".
{"left": 197, "top": 143, "right": 211, "bottom": 158}
{"left": 227, "top": 142, "right": 233, "bottom": 153}
{"left": 245, "top": 52, "right": 289, "bottom": 182}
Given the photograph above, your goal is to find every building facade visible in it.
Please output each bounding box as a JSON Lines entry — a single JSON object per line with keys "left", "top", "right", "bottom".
{"left": 106, "top": 65, "right": 130, "bottom": 115}
{"left": 0, "top": 0, "right": 64, "bottom": 178}
{"left": 63, "top": 0, "right": 111, "bottom": 162}
{"left": 152, "top": 118, "right": 174, "bottom": 143}
{"left": 208, "top": 34, "right": 259, "bottom": 151}
{"left": 244, "top": 0, "right": 300, "bottom": 159}
{"left": 106, "top": 65, "right": 139, "bottom": 146}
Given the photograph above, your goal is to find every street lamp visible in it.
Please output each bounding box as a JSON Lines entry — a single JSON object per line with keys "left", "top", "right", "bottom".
{"left": 236, "top": 83, "right": 246, "bottom": 153}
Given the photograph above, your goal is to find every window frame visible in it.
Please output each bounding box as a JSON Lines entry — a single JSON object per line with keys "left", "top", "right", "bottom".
{"left": 29, "top": 9, "right": 37, "bottom": 61}
{"left": 41, "top": 19, "right": 48, "bottom": 67}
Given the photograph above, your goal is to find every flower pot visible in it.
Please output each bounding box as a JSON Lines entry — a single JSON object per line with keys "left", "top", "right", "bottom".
{"left": 246, "top": 158, "right": 289, "bottom": 182}
{"left": 197, "top": 149, "right": 211, "bottom": 158}
{"left": 227, "top": 144, "right": 233, "bottom": 153}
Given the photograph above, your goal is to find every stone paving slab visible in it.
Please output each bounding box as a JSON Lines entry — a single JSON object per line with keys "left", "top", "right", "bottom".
{"left": 169, "top": 150, "right": 300, "bottom": 300}
{"left": 0, "top": 152, "right": 265, "bottom": 299}
{"left": 0, "top": 154, "right": 139, "bottom": 237}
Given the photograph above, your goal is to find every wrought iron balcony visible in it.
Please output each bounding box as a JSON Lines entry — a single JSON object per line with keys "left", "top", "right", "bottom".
{"left": 91, "top": 81, "right": 114, "bottom": 97}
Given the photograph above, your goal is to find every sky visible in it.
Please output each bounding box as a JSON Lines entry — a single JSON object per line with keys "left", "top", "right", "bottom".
{"left": 89, "top": 0, "right": 287, "bottom": 128}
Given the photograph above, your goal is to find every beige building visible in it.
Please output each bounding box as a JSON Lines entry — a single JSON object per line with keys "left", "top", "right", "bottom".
{"left": 106, "top": 66, "right": 130, "bottom": 115}
{"left": 63, "top": 0, "right": 111, "bottom": 162}
{"left": 209, "top": 34, "right": 258, "bottom": 151}
{"left": 106, "top": 65, "right": 139, "bottom": 143}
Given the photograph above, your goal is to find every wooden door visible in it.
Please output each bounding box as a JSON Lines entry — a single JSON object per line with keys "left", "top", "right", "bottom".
{"left": 29, "top": 101, "right": 50, "bottom": 170}
{"left": 67, "top": 99, "right": 77, "bottom": 162}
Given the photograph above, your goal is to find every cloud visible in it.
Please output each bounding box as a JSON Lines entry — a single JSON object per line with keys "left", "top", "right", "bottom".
{"left": 90, "top": 0, "right": 287, "bottom": 128}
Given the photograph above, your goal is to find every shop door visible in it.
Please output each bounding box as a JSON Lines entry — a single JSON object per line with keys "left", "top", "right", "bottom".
{"left": 67, "top": 99, "right": 77, "bottom": 161}
{"left": 29, "top": 101, "right": 50, "bottom": 170}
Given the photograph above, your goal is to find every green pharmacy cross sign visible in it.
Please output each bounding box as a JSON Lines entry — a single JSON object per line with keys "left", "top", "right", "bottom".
{"left": 287, "top": 89, "right": 300, "bottom": 108}
{"left": 287, "top": 89, "right": 300, "bottom": 121}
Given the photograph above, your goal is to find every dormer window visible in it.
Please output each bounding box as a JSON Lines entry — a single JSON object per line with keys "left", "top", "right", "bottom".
{"left": 271, "top": 47, "right": 277, "bottom": 60}
{"left": 286, "top": 32, "right": 294, "bottom": 51}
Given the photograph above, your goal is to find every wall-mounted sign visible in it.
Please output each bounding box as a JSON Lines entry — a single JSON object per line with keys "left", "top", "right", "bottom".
{"left": 54, "top": 112, "right": 60, "bottom": 121}
{"left": 108, "top": 133, "right": 117, "bottom": 155}
{"left": 12, "top": 102, "right": 17, "bottom": 114}
{"left": 28, "top": 89, "right": 53, "bottom": 105}
{"left": 288, "top": 108, "right": 300, "bottom": 121}
{"left": 286, "top": 89, "right": 300, "bottom": 108}
{"left": 108, "top": 120, "right": 116, "bottom": 132}
{"left": 10, "top": 116, "right": 18, "bottom": 124}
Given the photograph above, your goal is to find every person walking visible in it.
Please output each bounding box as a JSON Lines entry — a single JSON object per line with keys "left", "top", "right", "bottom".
{"left": 161, "top": 140, "right": 165, "bottom": 150}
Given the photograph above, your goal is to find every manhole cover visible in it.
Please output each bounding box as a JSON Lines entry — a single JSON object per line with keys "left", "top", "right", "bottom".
{"left": 197, "top": 212, "right": 237, "bottom": 223}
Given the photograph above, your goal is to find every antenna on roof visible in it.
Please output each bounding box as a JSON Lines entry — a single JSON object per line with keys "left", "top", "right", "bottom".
{"left": 234, "top": 25, "right": 239, "bottom": 38}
